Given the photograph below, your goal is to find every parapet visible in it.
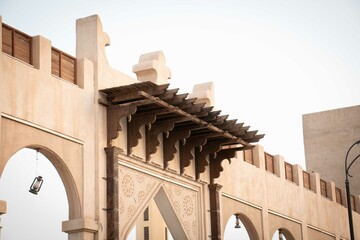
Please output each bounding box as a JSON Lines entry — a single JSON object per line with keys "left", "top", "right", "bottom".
{"left": 242, "top": 145, "right": 360, "bottom": 213}
{"left": 188, "top": 82, "right": 215, "bottom": 107}
{"left": 132, "top": 51, "right": 171, "bottom": 85}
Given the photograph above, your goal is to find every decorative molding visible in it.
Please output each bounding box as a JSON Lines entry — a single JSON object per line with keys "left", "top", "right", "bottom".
{"left": 1, "top": 113, "right": 83, "bottom": 144}
{"left": 221, "top": 193, "right": 262, "bottom": 210}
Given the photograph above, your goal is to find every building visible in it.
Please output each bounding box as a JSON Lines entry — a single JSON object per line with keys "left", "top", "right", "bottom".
{"left": 303, "top": 105, "right": 360, "bottom": 195}
{"left": 0, "top": 14, "right": 359, "bottom": 240}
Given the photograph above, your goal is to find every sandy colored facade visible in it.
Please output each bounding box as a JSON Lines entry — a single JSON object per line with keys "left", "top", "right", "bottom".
{"left": 0, "top": 14, "right": 359, "bottom": 240}
{"left": 303, "top": 105, "right": 360, "bottom": 195}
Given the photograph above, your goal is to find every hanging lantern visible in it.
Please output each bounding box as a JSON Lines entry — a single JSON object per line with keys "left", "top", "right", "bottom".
{"left": 234, "top": 214, "right": 241, "bottom": 228}
{"left": 279, "top": 229, "right": 284, "bottom": 240}
{"left": 29, "top": 176, "right": 44, "bottom": 195}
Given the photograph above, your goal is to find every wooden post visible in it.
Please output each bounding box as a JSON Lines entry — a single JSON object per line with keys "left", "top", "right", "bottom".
{"left": 208, "top": 183, "right": 223, "bottom": 240}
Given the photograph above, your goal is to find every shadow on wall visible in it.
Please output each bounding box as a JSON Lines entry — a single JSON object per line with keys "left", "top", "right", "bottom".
{"left": 0, "top": 148, "right": 68, "bottom": 239}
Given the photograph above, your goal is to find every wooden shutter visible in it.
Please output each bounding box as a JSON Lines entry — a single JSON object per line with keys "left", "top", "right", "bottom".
{"left": 265, "top": 153, "right": 274, "bottom": 173}
{"left": 14, "top": 31, "right": 31, "bottom": 63}
{"left": 335, "top": 187, "right": 342, "bottom": 204}
{"left": 51, "top": 47, "right": 76, "bottom": 83}
{"left": 243, "top": 149, "right": 253, "bottom": 164}
{"left": 51, "top": 48, "right": 60, "bottom": 77}
{"left": 2, "top": 23, "right": 32, "bottom": 64}
{"left": 351, "top": 195, "right": 356, "bottom": 211}
{"left": 2, "top": 25, "right": 13, "bottom": 55}
{"left": 61, "top": 53, "right": 76, "bottom": 83}
{"left": 285, "top": 162, "right": 293, "bottom": 182}
{"left": 303, "top": 171, "right": 310, "bottom": 189}
{"left": 320, "top": 180, "right": 327, "bottom": 197}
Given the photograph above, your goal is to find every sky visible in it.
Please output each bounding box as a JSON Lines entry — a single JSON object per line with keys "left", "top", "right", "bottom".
{"left": 0, "top": 0, "right": 359, "bottom": 239}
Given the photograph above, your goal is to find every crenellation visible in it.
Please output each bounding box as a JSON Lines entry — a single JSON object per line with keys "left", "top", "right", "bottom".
{"left": 273, "top": 154, "right": 284, "bottom": 178}
{"left": 252, "top": 144, "right": 264, "bottom": 169}
{"left": 327, "top": 181, "right": 336, "bottom": 203}
{"left": 292, "top": 164, "right": 303, "bottom": 186}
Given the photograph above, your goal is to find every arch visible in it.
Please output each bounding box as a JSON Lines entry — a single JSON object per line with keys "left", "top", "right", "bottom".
{"left": 0, "top": 148, "right": 68, "bottom": 239}
{"left": 0, "top": 118, "right": 83, "bottom": 220}
{"left": 271, "top": 228, "right": 295, "bottom": 240}
{"left": 234, "top": 212, "right": 260, "bottom": 240}
{"left": 0, "top": 145, "right": 81, "bottom": 219}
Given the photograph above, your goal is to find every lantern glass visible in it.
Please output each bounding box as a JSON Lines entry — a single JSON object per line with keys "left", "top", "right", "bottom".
{"left": 29, "top": 176, "right": 44, "bottom": 195}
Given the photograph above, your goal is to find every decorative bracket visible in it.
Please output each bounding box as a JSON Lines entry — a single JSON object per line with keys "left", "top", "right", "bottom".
{"left": 127, "top": 113, "right": 156, "bottom": 155}
{"left": 107, "top": 105, "right": 137, "bottom": 146}
{"left": 210, "top": 149, "right": 238, "bottom": 183}
{"left": 163, "top": 129, "right": 191, "bottom": 169}
{"left": 180, "top": 136, "right": 207, "bottom": 175}
{"left": 196, "top": 140, "right": 229, "bottom": 181}
{"left": 146, "top": 121, "right": 174, "bottom": 161}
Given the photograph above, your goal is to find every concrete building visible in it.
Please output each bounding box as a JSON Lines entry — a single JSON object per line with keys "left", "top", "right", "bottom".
{"left": 0, "top": 14, "right": 360, "bottom": 240}
{"left": 303, "top": 105, "right": 360, "bottom": 195}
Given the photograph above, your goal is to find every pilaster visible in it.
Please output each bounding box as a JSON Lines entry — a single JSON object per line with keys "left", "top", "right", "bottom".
{"left": 208, "top": 183, "right": 223, "bottom": 240}
{"left": 104, "top": 146, "right": 122, "bottom": 240}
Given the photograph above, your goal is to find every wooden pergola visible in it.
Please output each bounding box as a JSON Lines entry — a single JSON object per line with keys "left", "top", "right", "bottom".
{"left": 100, "top": 81, "right": 264, "bottom": 239}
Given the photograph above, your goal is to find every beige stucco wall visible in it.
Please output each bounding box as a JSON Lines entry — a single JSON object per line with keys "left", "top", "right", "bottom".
{"left": 218, "top": 145, "right": 360, "bottom": 240}
{"left": 303, "top": 105, "right": 360, "bottom": 195}
{"left": 1, "top": 13, "right": 360, "bottom": 240}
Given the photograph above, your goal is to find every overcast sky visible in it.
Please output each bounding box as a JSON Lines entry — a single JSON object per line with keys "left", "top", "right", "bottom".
{"left": 0, "top": 0, "right": 359, "bottom": 239}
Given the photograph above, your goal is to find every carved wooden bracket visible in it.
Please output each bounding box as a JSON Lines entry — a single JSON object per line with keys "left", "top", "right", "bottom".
{"left": 210, "top": 149, "right": 237, "bottom": 183}
{"left": 145, "top": 121, "right": 174, "bottom": 162}
{"left": 195, "top": 141, "right": 225, "bottom": 181}
{"left": 163, "top": 129, "right": 191, "bottom": 169}
{"left": 180, "top": 136, "right": 207, "bottom": 175}
{"left": 127, "top": 113, "right": 156, "bottom": 155}
{"left": 107, "top": 105, "right": 137, "bottom": 146}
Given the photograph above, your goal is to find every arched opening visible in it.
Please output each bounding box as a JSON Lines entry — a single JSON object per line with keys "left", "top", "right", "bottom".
{"left": 271, "top": 228, "right": 295, "bottom": 240}
{"left": 0, "top": 148, "right": 68, "bottom": 239}
{"left": 224, "top": 213, "right": 259, "bottom": 240}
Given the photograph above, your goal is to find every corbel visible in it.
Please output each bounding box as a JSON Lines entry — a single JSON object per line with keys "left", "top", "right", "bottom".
{"left": 127, "top": 113, "right": 156, "bottom": 154}
{"left": 107, "top": 105, "right": 137, "bottom": 146}
{"left": 180, "top": 135, "right": 208, "bottom": 175}
{"left": 163, "top": 129, "right": 191, "bottom": 168}
{"left": 195, "top": 140, "right": 229, "bottom": 181}
{"left": 210, "top": 149, "right": 238, "bottom": 183}
{"left": 145, "top": 121, "right": 174, "bottom": 161}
